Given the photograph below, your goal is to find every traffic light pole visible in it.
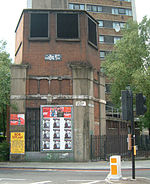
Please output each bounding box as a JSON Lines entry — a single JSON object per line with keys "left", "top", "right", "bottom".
{"left": 121, "top": 90, "right": 136, "bottom": 179}
{"left": 130, "top": 91, "right": 135, "bottom": 179}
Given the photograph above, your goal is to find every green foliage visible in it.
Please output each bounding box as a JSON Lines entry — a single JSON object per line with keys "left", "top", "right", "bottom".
{"left": 102, "top": 17, "right": 150, "bottom": 130}
{"left": 0, "top": 40, "right": 11, "bottom": 137}
{"left": 0, "top": 40, "right": 11, "bottom": 107}
{"left": 0, "top": 141, "right": 9, "bottom": 161}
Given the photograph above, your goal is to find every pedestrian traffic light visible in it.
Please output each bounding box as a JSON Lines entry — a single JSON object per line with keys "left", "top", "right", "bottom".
{"left": 136, "top": 93, "right": 147, "bottom": 115}
{"left": 121, "top": 90, "right": 132, "bottom": 121}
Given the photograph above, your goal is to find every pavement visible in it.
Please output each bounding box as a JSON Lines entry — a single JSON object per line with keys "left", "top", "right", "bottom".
{"left": 0, "top": 160, "right": 150, "bottom": 184}
{"left": 0, "top": 159, "right": 150, "bottom": 170}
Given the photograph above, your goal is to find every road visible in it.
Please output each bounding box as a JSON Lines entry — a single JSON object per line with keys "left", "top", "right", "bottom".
{"left": 0, "top": 168, "right": 150, "bottom": 184}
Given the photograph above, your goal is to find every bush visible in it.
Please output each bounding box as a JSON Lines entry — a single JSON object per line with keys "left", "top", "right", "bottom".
{"left": 0, "top": 141, "right": 9, "bottom": 161}
{"left": 0, "top": 136, "right": 5, "bottom": 143}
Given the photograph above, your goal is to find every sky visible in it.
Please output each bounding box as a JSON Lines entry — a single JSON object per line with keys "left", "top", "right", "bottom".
{"left": 0, "top": 0, "right": 150, "bottom": 62}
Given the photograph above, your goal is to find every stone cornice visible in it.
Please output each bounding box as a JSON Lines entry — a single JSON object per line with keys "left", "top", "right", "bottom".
{"left": 10, "top": 94, "right": 106, "bottom": 104}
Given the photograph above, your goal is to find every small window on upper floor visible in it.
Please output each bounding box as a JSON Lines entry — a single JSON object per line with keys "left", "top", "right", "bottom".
{"left": 99, "top": 35, "right": 104, "bottom": 43}
{"left": 30, "top": 13, "right": 48, "bottom": 38}
{"left": 100, "top": 51, "right": 105, "bottom": 58}
{"left": 74, "top": 4, "right": 80, "bottom": 9}
{"left": 112, "top": 7, "right": 132, "bottom": 16}
{"left": 98, "top": 20, "right": 104, "bottom": 27}
{"left": 92, "top": 5, "right": 97, "bottom": 12}
{"left": 97, "top": 6, "right": 102, "bottom": 12}
{"left": 112, "top": 8, "right": 119, "bottom": 15}
{"left": 120, "top": 22, "right": 125, "bottom": 28}
{"left": 80, "top": 4, "right": 85, "bottom": 10}
{"left": 125, "top": 9, "right": 132, "bottom": 16}
{"left": 114, "top": 37, "right": 121, "bottom": 44}
{"left": 88, "top": 17, "right": 97, "bottom": 47}
{"left": 100, "top": 50, "right": 110, "bottom": 59}
{"left": 69, "top": 4, "right": 74, "bottom": 9}
{"left": 68, "top": 3, "right": 85, "bottom": 10}
{"left": 87, "top": 5, "right": 102, "bottom": 12}
{"left": 57, "top": 13, "right": 79, "bottom": 39}
{"left": 119, "top": 8, "right": 125, "bottom": 14}
{"left": 113, "top": 22, "right": 125, "bottom": 29}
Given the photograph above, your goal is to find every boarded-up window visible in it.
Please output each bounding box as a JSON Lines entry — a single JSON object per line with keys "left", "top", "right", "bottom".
{"left": 57, "top": 13, "right": 79, "bottom": 39}
{"left": 88, "top": 18, "right": 97, "bottom": 46}
{"left": 30, "top": 13, "right": 48, "bottom": 38}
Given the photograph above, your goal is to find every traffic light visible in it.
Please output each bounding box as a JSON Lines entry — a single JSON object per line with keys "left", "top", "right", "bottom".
{"left": 121, "top": 90, "right": 132, "bottom": 121}
{"left": 136, "top": 93, "right": 147, "bottom": 115}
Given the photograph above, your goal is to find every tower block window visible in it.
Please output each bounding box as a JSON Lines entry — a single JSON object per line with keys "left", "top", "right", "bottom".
{"left": 30, "top": 13, "right": 48, "bottom": 38}
{"left": 57, "top": 13, "right": 79, "bottom": 39}
{"left": 88, "top": 18, "right": 97, "bottom": 47}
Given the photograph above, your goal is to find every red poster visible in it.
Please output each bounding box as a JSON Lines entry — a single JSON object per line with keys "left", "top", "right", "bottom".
{"left": 43, "top": 107, "right": 51, "bottom": 118}
{"left": 10, "top": 114, "right": 25, "bottom": 125}
{"left": 64, "top": 106, "right": 71, "bottom": 118}
{"left": 64, "top": 107, "right": 71, "bottom": 113}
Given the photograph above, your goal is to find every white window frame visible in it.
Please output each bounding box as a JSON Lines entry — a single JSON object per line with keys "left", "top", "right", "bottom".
{"left": 99, "top": 35, "right": 104, "bottom": 43}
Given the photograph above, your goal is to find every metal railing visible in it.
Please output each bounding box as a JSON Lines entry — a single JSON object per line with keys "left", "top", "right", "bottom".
{"left": 91, "top": 135, "right": 150, "bottom": 161}
{"left": 106, "top": 105, "right": 121, "bottom": 118}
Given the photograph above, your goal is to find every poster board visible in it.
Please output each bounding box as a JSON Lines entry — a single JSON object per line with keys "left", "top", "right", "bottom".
{"left": 41, "top": 106, "right": 73, "bottom": 151}
{"left": 10, "top": 132, "right": 25, "bottom": 154}
{"left": 10, "top": 114, "right": 25, "bottom": 126}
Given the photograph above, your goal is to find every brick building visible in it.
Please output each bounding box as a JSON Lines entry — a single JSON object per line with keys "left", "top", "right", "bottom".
{"left": 26, "top": 0, "right": 136, "bottom": 135}
{"left": 10, "top": 0, "right": 136, "bottom": 161}
{"left": 10, "top": 9, "right": 106, "bottom": 161}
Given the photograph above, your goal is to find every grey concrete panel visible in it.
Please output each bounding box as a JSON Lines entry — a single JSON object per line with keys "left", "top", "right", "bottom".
{"left": 99, "top": 75, "right": 106, "bottom": 135}
{"left": 100, "top": 103, "right": 106, "bottom": 135}
{"left": 72, "top": 65, "right": 94, "bottom": 161}
{"left": 11, "top": 79, "right": 26, "bottom": 95}
{"left": 11, "top": 65, "right": 27, "bottom": 79}
{"left": 25, "top": 152, "right": 74, "bottom": 161}
{"left": 10, "top": 154, "right": 25, "bottom": 161}
{"left": 10, "top": 100, "right": 26, "bottom": 114}
{"left": 32, "top": 0, "right": 67, "bottom": 9}
{"left": 51, "top": 0, "right": 68, "bottom": 9}
{"left": 10, "top": 126, "right": 25, "bottom": 132}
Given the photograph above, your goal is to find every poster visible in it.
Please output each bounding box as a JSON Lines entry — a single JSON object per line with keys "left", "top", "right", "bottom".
{"left": 10, "top": 114, "right": 25, "bottom": 125}
{"left": 41, "top": 106, "right": 72, "bottom": 151}
{"left": 10, "top": 132, "right": 25, "bottom": 154}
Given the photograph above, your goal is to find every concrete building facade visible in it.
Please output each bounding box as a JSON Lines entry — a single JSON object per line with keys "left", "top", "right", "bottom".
{"left": 10, "top": 9, "right": 106, "bottom": 161}
{"left": 27, "top": 0, "right": 68, "bottom": 9}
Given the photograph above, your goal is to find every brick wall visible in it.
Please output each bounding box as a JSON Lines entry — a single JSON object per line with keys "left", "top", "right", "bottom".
{"left": 69, "top": 0, "right": 131, "bottom": 8}
{"left": 14, "top": 9, "right": 103, "bottom": 138}
{"left": 15, "top": 11, "right": 100, "bottom": 77}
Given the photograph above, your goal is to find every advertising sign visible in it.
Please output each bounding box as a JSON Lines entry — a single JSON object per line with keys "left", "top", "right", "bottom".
{"left": 10, "top": 132, "right": 25, "bottom": 154}
{"left": 41, "top": 106, "right": 73, "bottom": 151}
{"left": 10, "top": 114, "right": 25, "bottom": 126}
